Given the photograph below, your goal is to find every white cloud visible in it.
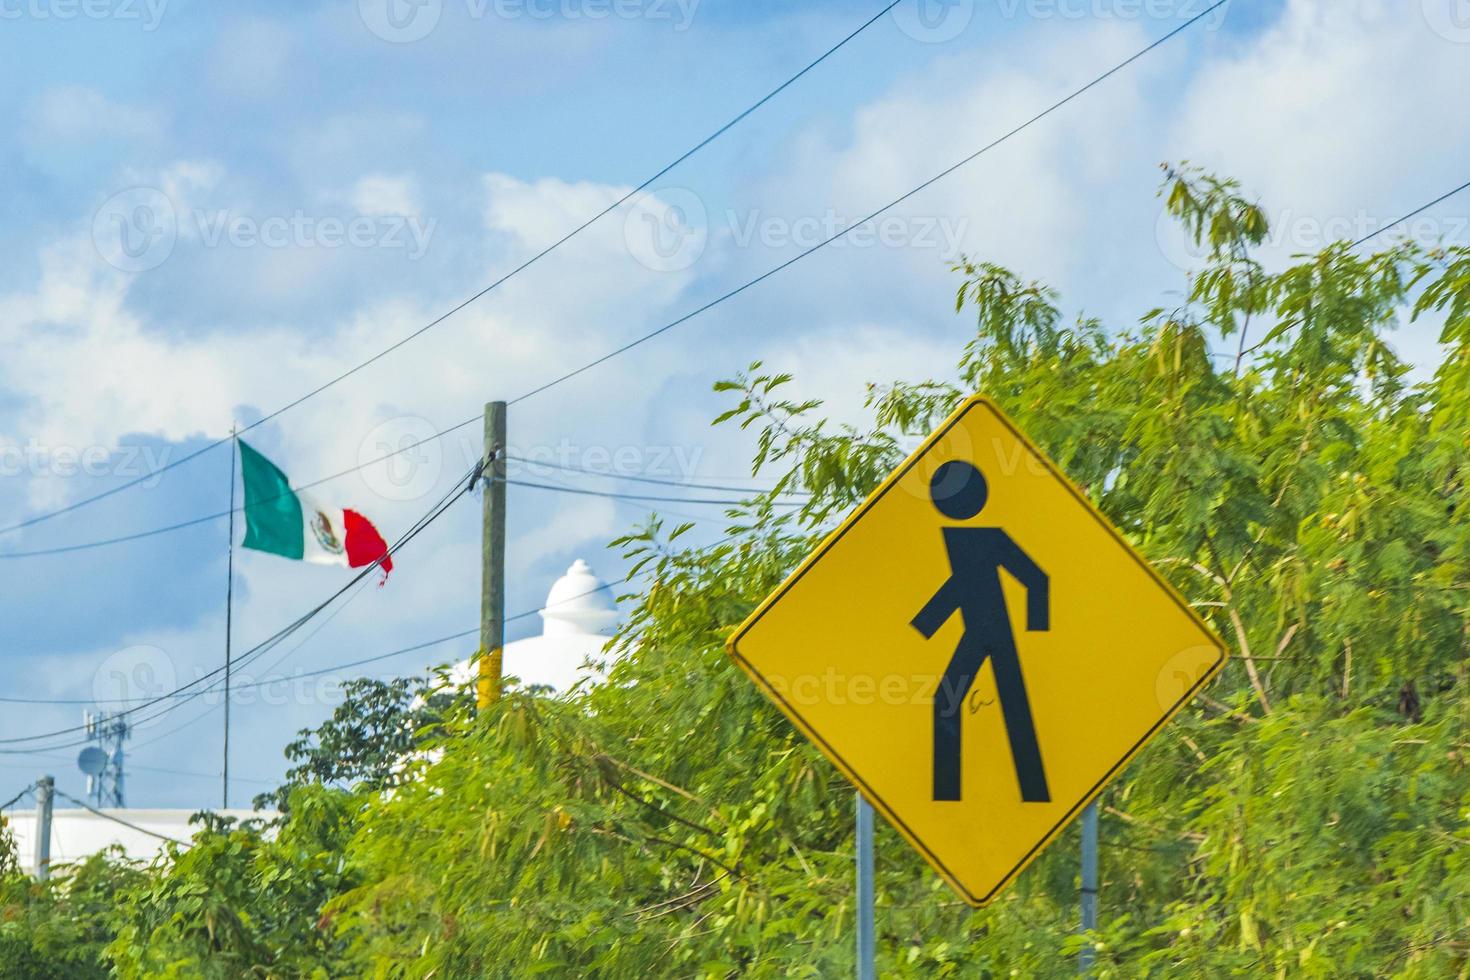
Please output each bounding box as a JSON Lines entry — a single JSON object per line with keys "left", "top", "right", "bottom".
{"left": 1170, "top": 1, "right": 1470, "bottom": 228}
{"left": 728, "top": 18, "right": 1167, "bottom": 325}
{"left": 25, "top": 86, "right": 165, "bottom": 144}
{"left": 521, "top": 493, "right": 620, "bottom": 558}
{"left": 350, "top": 175, "right": 422, "bottom": 217}
{"left": 286, "top": 112, "right": 429, "bottom": 181}
{"left": 758, "top": 322, "right": 961, "bottom": 427}
{"left": 483, "top": 174, "right": 627, "bottom": 254}
{"left": 0, "top": 166, "right": 710, "bottom": 524}
{"left": 207, "top": 18, "right": 296, "bottom": 101}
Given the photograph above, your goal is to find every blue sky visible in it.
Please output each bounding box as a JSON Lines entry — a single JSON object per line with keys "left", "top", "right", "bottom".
{"left": 0, "top": 0, "right": 1466, "bottom": 806}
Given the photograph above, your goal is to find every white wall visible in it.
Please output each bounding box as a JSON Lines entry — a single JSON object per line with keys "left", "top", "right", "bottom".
{"left": 4, "top": 807, "right": 274, "bottom": 875}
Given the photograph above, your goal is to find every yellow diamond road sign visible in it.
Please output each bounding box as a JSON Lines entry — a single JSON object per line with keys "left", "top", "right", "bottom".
{"left": 727, "top": 395, "right": 1227, "bottom": 907}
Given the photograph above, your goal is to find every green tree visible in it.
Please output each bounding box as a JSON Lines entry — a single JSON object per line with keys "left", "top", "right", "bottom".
{"left": 0, "top": 820, "right": 143, "bottom": 979}
{"left": 101, "top": 166, "right": 1470, "bottom": 977}
{"left": 108, "top": 789, "right": 357, "bottom": 979}
{"left": 255, "top": 676, "right": 453, "bottom": 811}
{"left": 320, "top": 166, "right": 1470, "bottom": 977}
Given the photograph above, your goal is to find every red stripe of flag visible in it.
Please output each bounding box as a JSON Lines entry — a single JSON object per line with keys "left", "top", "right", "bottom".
{"left": 343, "top": 509, "right": 393, "bottom": 578}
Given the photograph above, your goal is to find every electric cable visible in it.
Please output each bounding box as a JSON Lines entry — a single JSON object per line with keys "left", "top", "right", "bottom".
{"left": 125, "top": 582, "right": 620, "bottom": 754}
{"left": 0, "top": 461, "right": 792, "bottom": 559}
{"left": 0, "top": 584, "right": 615, "bottom": 713}
{"left": 52, "top": 788, "right": 191, "bottom": 846}
{"left": 504, "top": 452, "right": 808, "bottom": 496}
{"left": 0, "top": 460, "right": 479, "bottom": 747}
{"left": 23, "top": 752, "right": 273, "bottom": 787}
{"left": 0, "top": 4, "right": 1226, "bottom": 555}
{"left": 0, "top": 0, "right": 905, "bottom": 540}
{"left": 499, "top": 1, "right": 1231, "bottom": 408}
{"left": 503, "top": 477, "right": 799, "bottom": 507}
{"left": 1353, "top": 178, "right": 1470, "bottom": 248}
{"left": 0, "top": 784, "right": 33, "bottom": 811}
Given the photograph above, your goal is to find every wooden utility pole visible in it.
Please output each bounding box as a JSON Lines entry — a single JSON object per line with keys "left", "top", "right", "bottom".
{"left": 33, "top": 775, "right": 53, "bottom": 881}
{"left": 478, "top": 401, "right": 507, "bottom": 709}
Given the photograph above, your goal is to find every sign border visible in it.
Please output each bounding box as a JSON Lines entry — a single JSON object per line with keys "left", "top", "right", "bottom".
{"left": 726, "top": 394, "right": 1228, "bottom": 906}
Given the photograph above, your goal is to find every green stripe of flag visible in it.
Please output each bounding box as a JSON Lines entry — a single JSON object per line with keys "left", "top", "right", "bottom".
{"left": 239, "top": 439, "right": 304, "bottom": 559}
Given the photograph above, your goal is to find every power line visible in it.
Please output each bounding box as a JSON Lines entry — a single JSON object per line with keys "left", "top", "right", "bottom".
{"left": 0, "top": 631, "right": 476, "bottom": 708}
{"left": 504, "top": 452, "right": 808, "bottom": 496}
{"left": 114, "top": 470, "right": 477, "bottom": 737}
{"left": 504, "top": 477, "right": 800, "bottom": 507}
{"left": 0, "top": 459, "right": 797, "bottom": 559}
{"left": 262, "top": 582, "right": 616, "bottom": 686}
{"left": 511, "top": 473, "right": 768, "bottom": 525}
{"left": 125, "top": 583, "right": 620, "bottom": 756}
{"left": 237, "top": 568, "right": 379, "bottom": 699}
{"left": 2, "top": 752, "right": 275, "bottom": 787}
{"left": 6, "top": 578, "right": 634, "bottom": 799}
{"left": 0, "top": 509, "right": 235, "bottom": 559}
{"left": 16, "top": 158, "right": 1455, "bottom": 565}
{"left": 1352, "top": 177, "right": 1470, "bottom": 248}
{"left": 0, "top": 421, "right": 485, "bottom": 559}
{"left": 0, "top": 461, "right": 479, "bottom": 749}
{"left": 0, "top": 587, "right": 611, "bottom": 725}
{"left": 245, "top": 627, "right": 478, "bottom": 687}
{"left": 125, "top": 707, "right": 232, "bottom": 757}
{"left": 224, "top": 1, "right": 1229, "bottom": 487}
{"left": 175, "top": 584, "right": 612, "bottom": 715}
{"left": 502, "top": 2, "right": 1230, "bottom": 407}
{"left": 128, "top": 763, "right": 275, "bottom": 787}
{"left": 0, "top": 3, "right": 1222, "bottom": 564}
{"left": 0, "top": 784, "right": 32, "bottom": 811}
{"left": 0, "top": 1, "right": 903, "bottom": 541}
{"left": 0, "top": 585, "right": 614, "bottom": 765}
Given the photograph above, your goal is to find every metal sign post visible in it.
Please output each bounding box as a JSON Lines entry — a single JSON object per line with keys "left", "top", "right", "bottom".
{"left": 856, "top": 793, "right": 875, "bottom": 980}
{"left": 1080, "top": 801, "right": 1099, "bottom": 975}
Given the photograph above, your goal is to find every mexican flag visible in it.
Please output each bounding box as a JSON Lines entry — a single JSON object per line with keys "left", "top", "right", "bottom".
{"left": 239, "top": 439, "right": 393, "bottom": 578}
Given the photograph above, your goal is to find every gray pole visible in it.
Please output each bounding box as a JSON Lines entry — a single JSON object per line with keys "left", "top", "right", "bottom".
{"left": 84, "top": 711, "right": 96, "bottom": 805}
{"left": 33, "top": 775, "right": 53, "bottom": 881}
{"left": 478, "top": 402, "right": 507, "bottom": 710}
{"left": 856, "top": 793, "right": 875, "bottom": 980}
{"left": 114, "top": 716, "right": 127, "bottom": 808}
{"left": 1080, "top": 801, "right": 1099, "bottom": 975}
{"left": 223, "top": 428, "right": 237, "bottom": 808}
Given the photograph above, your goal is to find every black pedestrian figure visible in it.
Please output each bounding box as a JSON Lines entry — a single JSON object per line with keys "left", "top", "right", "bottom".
{"left": 911, "top": 461, "right": 1051, "bottom": 803}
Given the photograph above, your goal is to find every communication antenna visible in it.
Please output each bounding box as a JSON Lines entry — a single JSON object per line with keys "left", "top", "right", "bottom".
{"left": 79, "top": 710, "right": 130, "bottom": 807}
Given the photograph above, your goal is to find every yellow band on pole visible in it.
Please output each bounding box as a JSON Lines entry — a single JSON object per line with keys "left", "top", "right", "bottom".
{"left": 477, "top": 647, "right": 504, "bottom": 709}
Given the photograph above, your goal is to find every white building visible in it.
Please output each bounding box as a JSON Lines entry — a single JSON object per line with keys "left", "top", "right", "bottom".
{"left": 5, "top": 807, "right": 270, "bottom": 877}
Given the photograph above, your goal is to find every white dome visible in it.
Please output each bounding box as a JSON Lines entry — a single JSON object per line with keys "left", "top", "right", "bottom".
{"left": 443, "top": 559, "right": 623, "bottom": 695}
{"left": 540, "top": 559, "right": 619, "bottom": 638}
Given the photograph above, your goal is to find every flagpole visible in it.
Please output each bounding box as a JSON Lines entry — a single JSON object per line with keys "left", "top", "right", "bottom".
{"left": 223, "top": 426, "right": 237, "bottom": 810}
